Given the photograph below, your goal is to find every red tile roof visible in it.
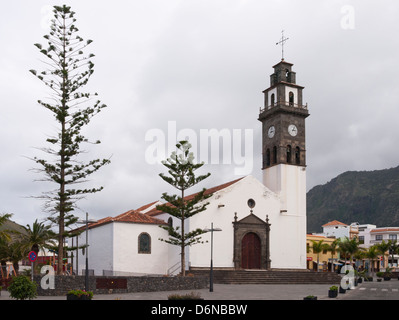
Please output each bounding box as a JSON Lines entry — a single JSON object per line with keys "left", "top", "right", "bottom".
{"left": 135, "top": 201, "right": 160, "bottom": 213}
{"left": 79, "top": 177, "right": 245, "bottom": 230}
{"left": 322, "top": 220, "right": 348, "bottom": 227}
{"left": 146, "top": 177, "right": 244, "bottom": 217}
{"left": 112, "top": 210, "right": 167, "bottom": 225}
{"left": 79, "top": 209, "right": 168, "bottom": 231}
{"left": 370, "top": 228, "right": 399, "bottom": 233}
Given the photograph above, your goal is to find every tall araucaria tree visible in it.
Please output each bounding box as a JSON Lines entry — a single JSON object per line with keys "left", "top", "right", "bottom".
{"left": 156, "top": 140, "right": 212, "bottom": 276}
{"left": 30, "top": 5, "right": 110, "bottom": 274}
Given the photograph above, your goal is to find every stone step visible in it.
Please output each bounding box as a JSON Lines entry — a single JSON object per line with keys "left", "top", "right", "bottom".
{"left": 190, "top": 269, "right": 342, "bottom": 285}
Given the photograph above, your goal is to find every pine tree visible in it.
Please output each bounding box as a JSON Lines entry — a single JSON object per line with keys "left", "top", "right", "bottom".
{"left": 157, "top": 140, "right": 212, "bottom": 276}
{"left": 30, "top": 5, "right": 110, "bottom": 274}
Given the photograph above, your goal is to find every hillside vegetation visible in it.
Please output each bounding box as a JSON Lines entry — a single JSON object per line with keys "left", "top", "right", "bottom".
{"left": 307, "top": 166, "right": 399, "bottom": 233}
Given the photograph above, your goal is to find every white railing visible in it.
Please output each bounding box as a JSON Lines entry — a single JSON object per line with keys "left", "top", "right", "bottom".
{"left": 259, "top": 101, "right": 308, "bottom": 114}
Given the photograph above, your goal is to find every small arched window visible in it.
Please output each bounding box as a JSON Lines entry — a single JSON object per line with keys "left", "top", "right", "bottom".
{"left": 138, "top": 232, "right": 151, "bottom": 254}
{"left": 286, "top": 145, "right": 292, "bottom": 163}
{"left": 168, "top": 217, "right": 173, "bottom": 228}
{"left": 289, "top": 92, "right": 294, "bottom": 106}
{"left": 273, "top": 146, "right": 277, "bottom": 164}
{"left": 295, "top": 147, "right": 300, "bottom": 165}
{"left": 270, "top": 93, "right": 275, "bottom": 107}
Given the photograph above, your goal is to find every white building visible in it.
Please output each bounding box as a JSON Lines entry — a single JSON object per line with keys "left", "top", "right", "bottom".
{"left": 313, "top": 220, "right": 359, "bottom": 240}
{"left": 357, "top": 223, "right": 377, "bottom": 248}
{"left": 69, "top": 59, "right": 310, "bottom": 275}
{"left": 71, "top": 205, "right": 170, "bottom": 276}
{"left": 368, "top": 227, "right": 399, "bottom": 267}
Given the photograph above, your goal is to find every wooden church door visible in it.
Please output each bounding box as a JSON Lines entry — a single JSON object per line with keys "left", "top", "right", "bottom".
{"left": 241, "top": 232, "right": 261, "bottom": 269}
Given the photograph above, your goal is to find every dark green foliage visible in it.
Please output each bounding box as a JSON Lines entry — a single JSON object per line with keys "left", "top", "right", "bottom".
{"left": 156, "top": 141, "right": 212, "bottom": 276}
{"left": 30, "top": 5, "right": 110, "bottom": 273}
{"left": 168, "top": 292, "right": 203, "bottom": 300}
{"left": 307, "top": 165, "right": 399, "bottom": 233}
{"left": 7, "top": 276, "right": 37, "bottom": 300}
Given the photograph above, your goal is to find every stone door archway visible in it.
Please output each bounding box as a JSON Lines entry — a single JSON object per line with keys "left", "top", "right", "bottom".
{"left": 233, "top": 213, "right": 271, "bottom": 270}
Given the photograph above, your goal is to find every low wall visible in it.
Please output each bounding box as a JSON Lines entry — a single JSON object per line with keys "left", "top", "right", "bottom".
{"left": 33, "top": 275, "right": 208, "bottom": 296}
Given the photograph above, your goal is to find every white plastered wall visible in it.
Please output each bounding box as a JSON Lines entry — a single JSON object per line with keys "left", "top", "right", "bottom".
{"left": 262, "top": 164, "right": 307, "bottom": 269}
{"left": 187, "top": 175, "right": 285, "bottom": 269}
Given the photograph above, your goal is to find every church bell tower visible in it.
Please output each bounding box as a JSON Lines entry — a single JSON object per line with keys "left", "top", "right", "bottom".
{"left": 258, "top": 58, "right": 309, "bottom": 214}
{"left": 258, "top": 56, "right": 309, "bottom": 269}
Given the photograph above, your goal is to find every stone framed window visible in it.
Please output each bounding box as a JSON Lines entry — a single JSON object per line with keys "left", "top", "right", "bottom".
{"left": 273, "top": 146, "right": 277, "bottom": 164}
{"left": 295, "top": 147, "right": 300, "bottom": 165}
{"left": 138, "top": 232, "right": 151, "bottom": 254}
{"left": 266, "top": 149, "right": 271, "bottom": 166}
{"left": 286, "top": 145, "right": 292, "bottom": 163}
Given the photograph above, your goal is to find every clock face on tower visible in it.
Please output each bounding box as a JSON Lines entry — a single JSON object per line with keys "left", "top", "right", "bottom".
{"left": 258, "top": 60, "right": 309, "bottom": 169}
{"left": 268, "top": 126, "right": 275, "bottom": 138}
{"left": 288, "top": 124, "right": 297, "bottom": 136}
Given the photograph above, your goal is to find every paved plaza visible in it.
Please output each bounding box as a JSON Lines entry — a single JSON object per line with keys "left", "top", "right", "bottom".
{"left": 1, "top": 279, "right": 399, "bottom": 300}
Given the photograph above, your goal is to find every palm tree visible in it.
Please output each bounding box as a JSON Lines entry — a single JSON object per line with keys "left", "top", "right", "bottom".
{"left": 6, "top": 241, "right": 26, "bottom": 275}
{"left": 364, "top": 245, "right": 379, "bottom": 278}
{"left": 0, "top": 236, "right": 10, "bottom": 278}
{"left": 0, "top": 237, "right": 22, "bottom": 277}
{"left": 326, "top": 239, "right": 339, "bottom": 272}
{"left": 311, "top": 240, "right": 329, "bottom": 272}
{"left": 376, "top": 240, "right": 391, "bottom": 270}
{"left": 347, "top": 237, "right": 363, "bottom": 267}
{"left": 338, "top": 237, "right": 362, "bottom": 268}
{"left": 21, "top": 220, "right": 56, "bottom": 274}
{"left": 354, "top": 250, "right": 366, "bottom": 271}
{"left": 338, "top": 237, "right": 349, "bottom": 265}
{"left": 0, "top": 213, "right": 13, "bottom": 277}
{"left": 0, "top": 213, "right": 13, "bottom": 241}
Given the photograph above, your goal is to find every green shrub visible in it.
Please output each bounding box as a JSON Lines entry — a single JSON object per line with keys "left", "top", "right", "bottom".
{"left": 7, "top": 275, "right": 37, "bottom": 300}
{"left": 168, "top": 292, "right": 203, "bottom": 300}
{"left": 67, "top": 289, "right": 93, "bottom": 299}
{"left": 329, "top": 286, "right": 338, "bottom": 291}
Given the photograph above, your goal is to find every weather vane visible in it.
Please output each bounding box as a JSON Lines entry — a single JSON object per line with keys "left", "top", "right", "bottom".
{"left": 276, "top": 30, "right": 289, "bottom": 60}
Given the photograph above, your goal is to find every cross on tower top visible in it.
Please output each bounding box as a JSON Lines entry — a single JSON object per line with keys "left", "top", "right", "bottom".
{"left": 276, "top": 30, "right": 289, "bottom": 61}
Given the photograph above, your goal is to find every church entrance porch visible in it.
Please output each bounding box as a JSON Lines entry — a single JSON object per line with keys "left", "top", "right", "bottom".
{"left": 241, "top": 232, "right": 261, "bottom": 269}
{"left": 233, "top": 212, "right": 271, "bottom": 270}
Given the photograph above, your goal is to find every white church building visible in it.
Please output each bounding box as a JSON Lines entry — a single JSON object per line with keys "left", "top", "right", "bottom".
{"left": 70, "top": 59, "right": 310, "bottom": 276}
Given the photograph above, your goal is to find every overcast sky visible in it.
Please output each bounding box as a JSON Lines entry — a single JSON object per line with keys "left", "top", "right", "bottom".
{"left": 1, "top": 0, "right": 398, "bottom": 227}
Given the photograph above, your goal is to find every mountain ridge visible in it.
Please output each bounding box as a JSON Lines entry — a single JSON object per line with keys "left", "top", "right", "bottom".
{"left": 306, "top": 165, "right": 399, "bottom": 233}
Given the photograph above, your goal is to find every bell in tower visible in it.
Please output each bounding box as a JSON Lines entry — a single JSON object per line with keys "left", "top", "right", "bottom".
{"left": 258, "top": 60, "right": 309, "bottom": 170}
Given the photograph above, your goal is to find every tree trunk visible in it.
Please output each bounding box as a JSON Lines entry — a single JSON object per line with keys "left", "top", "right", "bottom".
{"left": 13, "top": 261, "right": 19, "bottom": 275}
{"left": 57, "top": 17, "right": 67, "bottom": 276}
{"left": 1, "top": 261, "right": 7, "bottom": 278}
{"left": 180, "top": 188, "right": 185, "bottom": 276}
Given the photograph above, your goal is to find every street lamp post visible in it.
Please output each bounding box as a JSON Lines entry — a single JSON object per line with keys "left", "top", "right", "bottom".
{"left": 77, "top": 212, "right": 97, "bottom": 292}
{"left": 204, "top": 223, "right": 222, "bottom": 292}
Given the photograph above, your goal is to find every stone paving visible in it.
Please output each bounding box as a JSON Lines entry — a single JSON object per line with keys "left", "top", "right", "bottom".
{"left": 1, "top": 278, "right": 398, "bottom": 300}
